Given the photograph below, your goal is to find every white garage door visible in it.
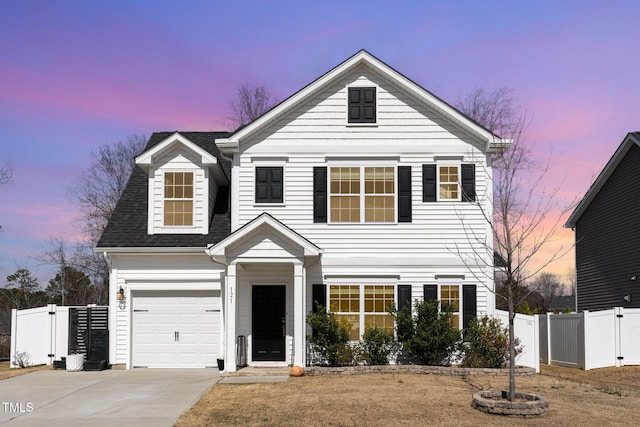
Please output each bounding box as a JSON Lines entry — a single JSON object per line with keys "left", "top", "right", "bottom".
{"left": 132, "top": 291, "right": 221, "bottom": 368}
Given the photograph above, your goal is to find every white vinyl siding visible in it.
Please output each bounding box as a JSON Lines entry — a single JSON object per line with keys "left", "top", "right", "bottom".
{"left": 149, "top": 147, "right": 209, "bottom": 234}
{"left": 109, "top": 254, "right": 224, "bottom": 368}
{"left": 236, "top": 64, "right": 493, "bottom": 317}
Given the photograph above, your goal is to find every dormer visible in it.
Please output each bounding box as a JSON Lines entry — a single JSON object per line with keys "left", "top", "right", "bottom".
{"left": 135, "top": 132, "right": 228, "bottom": 235}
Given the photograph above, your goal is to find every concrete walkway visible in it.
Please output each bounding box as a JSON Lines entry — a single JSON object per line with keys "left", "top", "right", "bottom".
{"left": 0, "top": 369, "right": 221, "bottom": 427}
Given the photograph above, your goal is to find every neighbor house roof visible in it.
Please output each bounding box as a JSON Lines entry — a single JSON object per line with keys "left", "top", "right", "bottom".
{"left": 96, "top": 131, "right": 232, "bottom": 249}
{"left": 548, "top": 295, "right": 576, "bottom": 311}
{"left": 565, "top": 132, "right": 640, "bottom": 228}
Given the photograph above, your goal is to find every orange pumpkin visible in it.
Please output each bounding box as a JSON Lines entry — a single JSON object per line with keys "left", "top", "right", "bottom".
{"left": 290, "top": 366, "right": 304, "bottom": 377}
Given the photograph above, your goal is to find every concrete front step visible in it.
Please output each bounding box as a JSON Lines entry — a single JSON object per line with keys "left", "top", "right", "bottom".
{"left": 226, "top": 367, "right": 290, "bottom": 377}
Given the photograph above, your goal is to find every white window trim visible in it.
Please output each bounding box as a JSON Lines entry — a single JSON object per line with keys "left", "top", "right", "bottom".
{"left": 327, "top": 281, "right": 397, "bottom": 340}
{"left": 161, "top": 170, "right": 197, "bottom": 231}
{"left": 328, "top": 164, "right": 397, "bottom": 224}
{"left": 434, "top": 280, "right": 462, "bottom": 330}
{"left": 436, "top": 162, "right": 462, "bottom": 202}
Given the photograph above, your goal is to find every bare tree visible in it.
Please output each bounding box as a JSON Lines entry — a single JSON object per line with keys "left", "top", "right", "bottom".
{"left": 456, "top": 87, "right": 573, "bottom": 401}
{"left": 0, "top": 161, "right": 13, "bottom": 233}
{"left": 530, "top": 272, "right": 562, "bottom": 313}
{"left": 0, "top": 161, "right": 12, "bottom": 186}
{"left": 38, "top": 135, "right": 147, "bottom": 305}
{"left": 228, "top": 84, "right": 278, "bottom": 129}
{"left": 70, "top": 134, "right": 146, "bottom": 243}
{"left": 565, "top": 267, "right": 577, "bottom": 296}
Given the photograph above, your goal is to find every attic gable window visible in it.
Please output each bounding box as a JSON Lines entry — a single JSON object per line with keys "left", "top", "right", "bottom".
{"left": 164, "top": 172, "right": 194, "bottom": 226}
{"left": 348, "top": 87, "right": 376, "bottom": 123}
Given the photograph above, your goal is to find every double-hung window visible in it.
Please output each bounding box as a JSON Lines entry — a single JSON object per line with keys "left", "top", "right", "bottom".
{"left": 438, "top": 165, "right": 460, "bottom": 201}
{"left": 164, "top": 172, "right": 194, "bottom": 226}
{"left": 440, "top": 285, "right": 461, "bottom": 328}
{"left": 423, "top": 163, "right": 475, "bottom": 202}
{"left": 330, "top": 166, "right": 395, "bottom": 223}
{"left": 329, "top": 284, "right": 395, "bottom": 340}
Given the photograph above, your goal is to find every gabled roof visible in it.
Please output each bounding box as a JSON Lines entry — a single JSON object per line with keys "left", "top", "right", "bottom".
{"left": 96, "top": 132, "right": 232, "bottom": 249}
{"left": 565, "top": 132, "right": 640, "bottom": 228}
{"left": 206, "top": 212, "right": 321, "bottom": 264}
{"left": 217, "top": 49, "right": 509, "bottom": 153}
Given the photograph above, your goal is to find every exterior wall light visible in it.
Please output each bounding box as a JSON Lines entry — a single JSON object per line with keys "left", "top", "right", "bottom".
{"left": 117, "top": 286, "right": 125, "bottom": 301}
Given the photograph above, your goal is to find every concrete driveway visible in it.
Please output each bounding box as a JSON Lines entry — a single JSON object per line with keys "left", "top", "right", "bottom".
{"left": 0, "top": 368, "right": 221, "bottom": 426}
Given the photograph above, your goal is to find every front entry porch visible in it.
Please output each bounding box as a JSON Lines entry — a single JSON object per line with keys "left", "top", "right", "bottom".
{"left": 206, "top": 213, "right": 322, "bottom": 373}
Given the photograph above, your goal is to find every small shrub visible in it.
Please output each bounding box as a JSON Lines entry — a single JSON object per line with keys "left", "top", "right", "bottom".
{"left": 13, "top": 351, "right": 32, "bottom": 368}
{"left": 459, "top": 316, "right": 521, "bottom": 368}
{"left": 392, "top": 300, "right": 460, "bottom": 365}
{"left": 355, "top": 325, "right": 394, "bottom": 365}
{"left": 306, "top": 305, "right": 352, "bottom": 366}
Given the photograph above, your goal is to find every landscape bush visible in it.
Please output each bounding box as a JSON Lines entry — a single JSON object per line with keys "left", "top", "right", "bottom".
{"left": 354, "top": 325, "right": 395, "bottom": 365}
{"left": 306, "top": 305, "right": 352, "bottom": 366}
{"left": 459, "top": 316, "right": 521, "bottom": 368}
{"left": 392, "top": 300, "right": 460, "bottom": 365}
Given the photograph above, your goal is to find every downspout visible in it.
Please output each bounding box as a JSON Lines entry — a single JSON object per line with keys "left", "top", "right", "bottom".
{"left": 102, "top": 252, "right": 112, "bottom": 270}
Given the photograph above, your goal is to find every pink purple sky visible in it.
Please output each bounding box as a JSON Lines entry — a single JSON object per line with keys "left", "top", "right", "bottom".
{"left": 1, "top": 1, "right": 639, "bottom": 286}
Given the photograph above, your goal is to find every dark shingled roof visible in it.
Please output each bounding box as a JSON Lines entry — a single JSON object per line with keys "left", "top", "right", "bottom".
{"left": 96, "top": 131, "right": 232, "bottom": 248}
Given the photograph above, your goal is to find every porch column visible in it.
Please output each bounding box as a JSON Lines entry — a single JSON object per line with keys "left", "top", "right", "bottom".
{"left": 225, "top": 262, "right": 238, "bottom": 372}
{"left": 293, "top": 261, "right": 306, "bottom": 367}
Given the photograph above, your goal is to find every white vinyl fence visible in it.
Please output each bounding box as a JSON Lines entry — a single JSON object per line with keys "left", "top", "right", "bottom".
{"left": 494, "top": 310, "right": 539, "bottom": 372}
{"left": 9, "top": 304, "right": 104, "bottom": 368}
{"left": 538, "top": 308, "right": 640, "bottom": 370}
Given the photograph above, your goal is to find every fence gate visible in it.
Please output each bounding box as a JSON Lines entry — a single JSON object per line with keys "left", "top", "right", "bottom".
{"left": 69, "top": 307, "right": 109, "bottom": 369}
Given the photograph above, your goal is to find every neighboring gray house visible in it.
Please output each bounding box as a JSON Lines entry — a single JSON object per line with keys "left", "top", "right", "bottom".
{"left": 96, "top": 50, "right": 509, "bottom": 371}
{"left": 565, "top": 132, "right": 640, "bottom": 311}
{"left": 548, "top": 295, "right": 576, "bottom": 313}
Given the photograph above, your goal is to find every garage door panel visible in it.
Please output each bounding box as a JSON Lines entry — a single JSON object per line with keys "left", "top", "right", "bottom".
{"left": 132, "top": 291, "right": 221, "bottom": 368}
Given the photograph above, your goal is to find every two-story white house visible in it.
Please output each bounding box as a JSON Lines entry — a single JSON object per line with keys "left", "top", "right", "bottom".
{"left": 96, "top": 50, "right": 508, "bottom": 371}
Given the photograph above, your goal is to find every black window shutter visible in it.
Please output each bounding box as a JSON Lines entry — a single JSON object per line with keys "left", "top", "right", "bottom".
{"left": 423, "top": 284, "right": 438, "bottom": 303}
{"left": 422, "top": 164, "right": 436, "bottom": 202}
{"left": 255, "top": 167, "right": 283, "bottom": 203}
{"left": 398, "top": 166, "right": 412, "bottom": 222}
{"left": 348, "top": 87, "right": 376, "bottom": 123}
{"left": 312, "top": 284, "right": 327, "bottom": 339}
{"left": 313, "top": 167, "right": 327, "bottom": 223}
{"left": 462, "top": 285, "right": 477, "bottom": 329}
{"left": 312, "top": 284, "right": 327, "bottom": 311}
{"left": 362, "top": 87, "right": 376, "bottom": 122}
{"left": 461, "top": 164, "right": 475, "bottom": 202}
{"left": 398, "top": 285, "right": 412, "bottom": 311}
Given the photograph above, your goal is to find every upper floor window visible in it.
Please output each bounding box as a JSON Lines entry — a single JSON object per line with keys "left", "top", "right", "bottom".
{"left": 422, "top": 164, "right": 475, "bottom": 202}
{"left": 438, "top": 165, "right": 460, "bottom": 201}
{"left": 348, "top": 87, "right": 376, "bottom": 123}
{"left": 330, "top": 166, "right": 395, "bottom": 223}
{"left": 164, "top": 172, "right": 193, "bottom": 226}
{"left": 255, "top": 167, "right": 283, "bottom": 204}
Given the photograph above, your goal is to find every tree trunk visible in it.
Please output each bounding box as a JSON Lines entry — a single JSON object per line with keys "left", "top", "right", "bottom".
{"left": 507, "top": 281, "right": 516, "bottom": 401}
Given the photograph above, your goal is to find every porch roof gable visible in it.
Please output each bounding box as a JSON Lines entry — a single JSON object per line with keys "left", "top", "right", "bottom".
{"left": 205, "top": 213, "right": 322, "bottom": 263}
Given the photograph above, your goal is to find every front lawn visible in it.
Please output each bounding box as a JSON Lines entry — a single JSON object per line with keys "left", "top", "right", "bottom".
{"left": 176, "top": 365, "right": 640, "bottom": 426}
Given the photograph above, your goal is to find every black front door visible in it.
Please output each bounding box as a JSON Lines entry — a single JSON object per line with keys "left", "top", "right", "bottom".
{"left": 252, "top": 285, "right": 286, "bottom": 361}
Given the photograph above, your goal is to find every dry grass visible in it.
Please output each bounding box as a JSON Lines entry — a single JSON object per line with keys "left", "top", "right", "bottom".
{"left": 0, "top": 361, "right": 51, "bottom": 380}
{"left": 177, "top": 365, "right": 640, "bottom": 426}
